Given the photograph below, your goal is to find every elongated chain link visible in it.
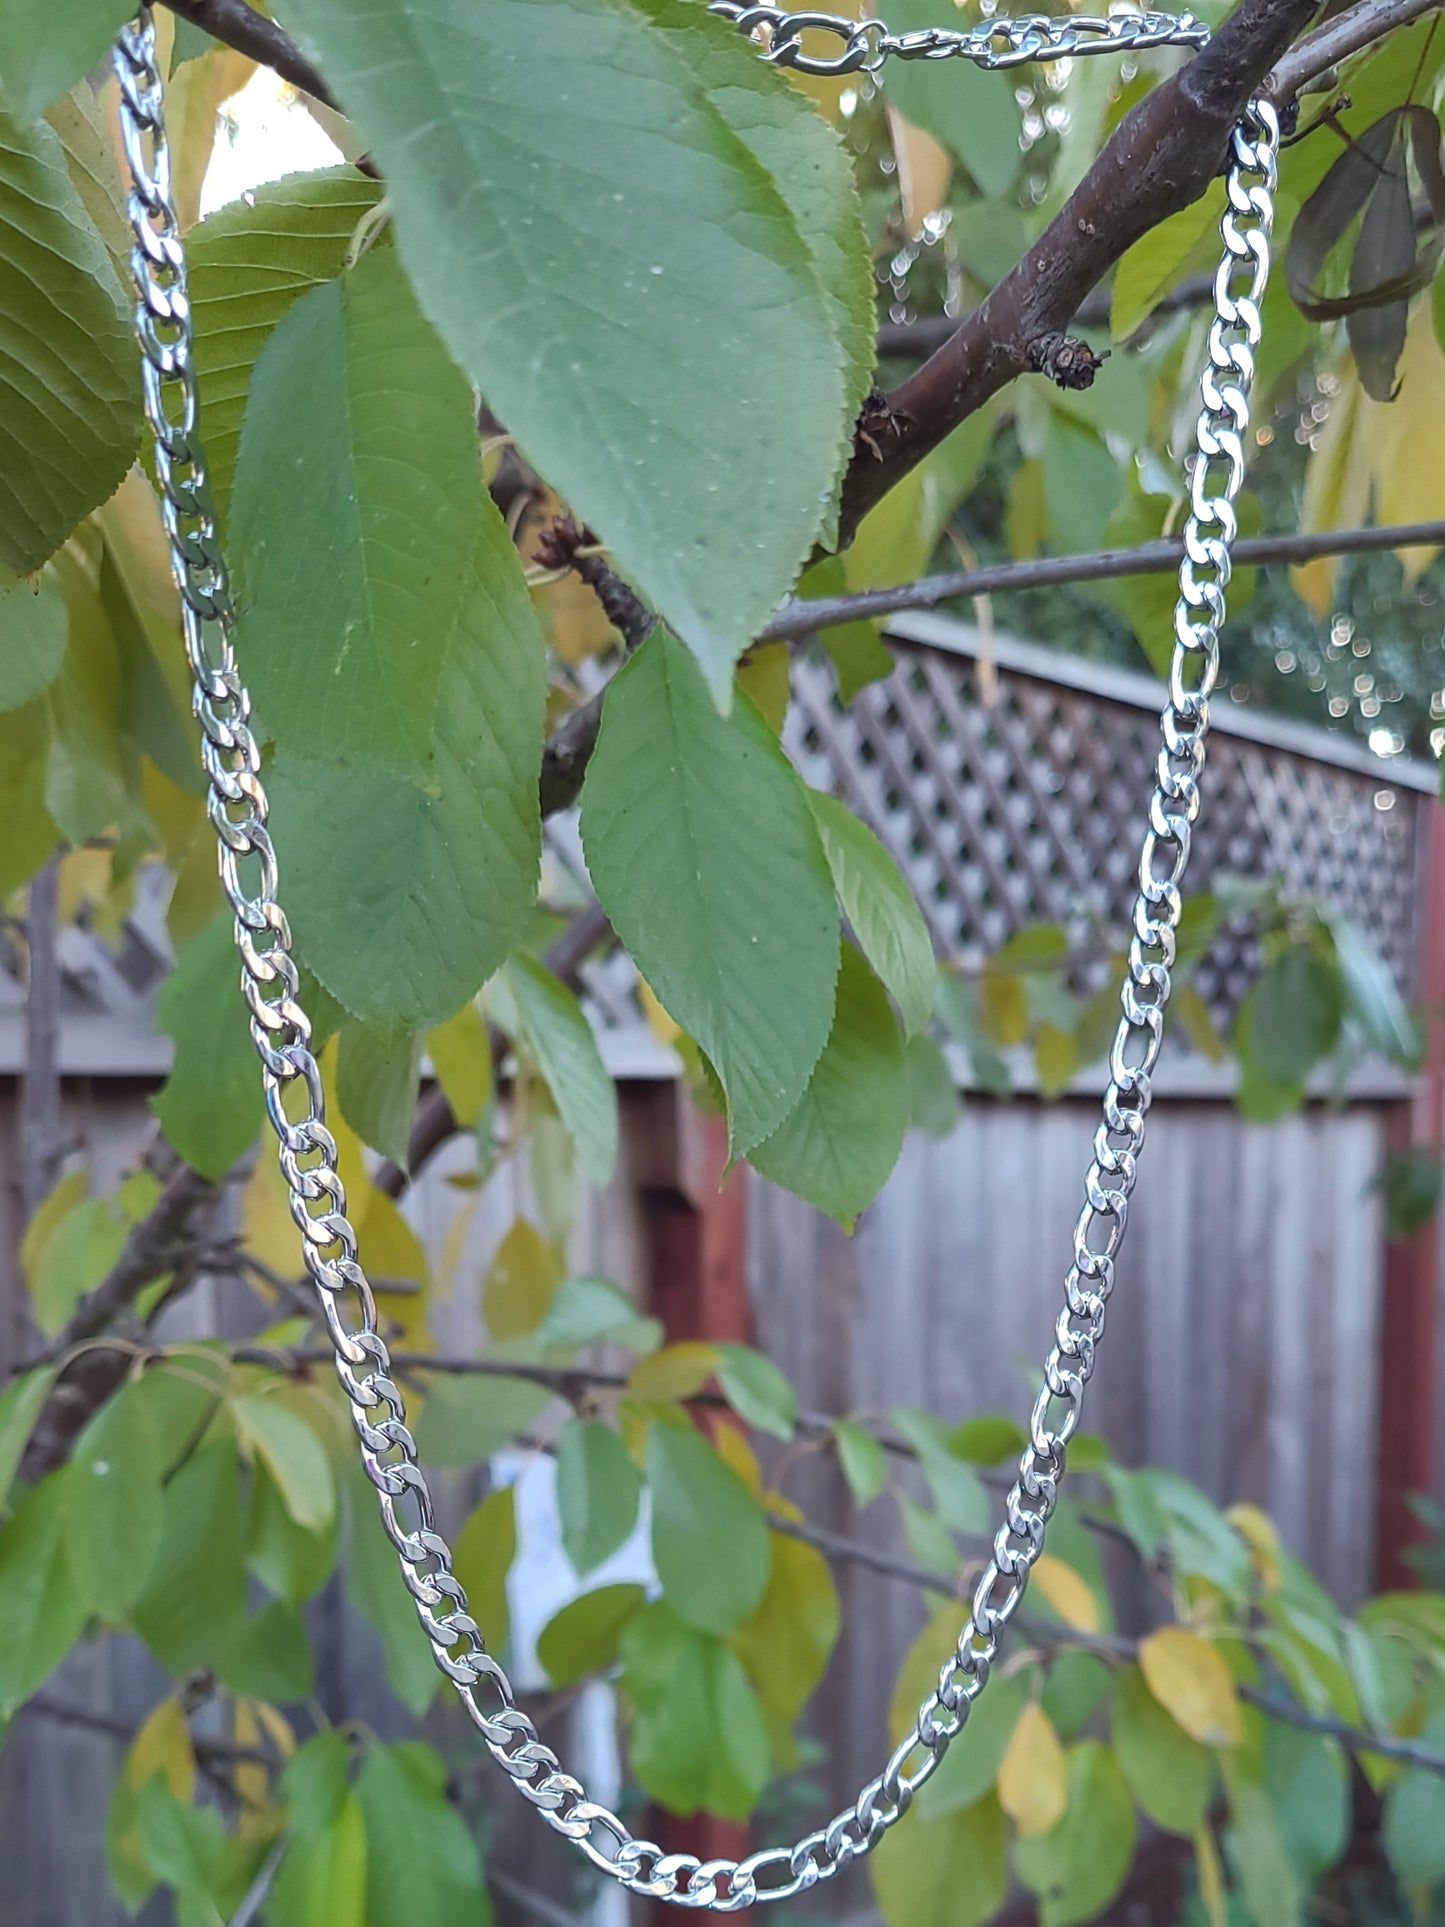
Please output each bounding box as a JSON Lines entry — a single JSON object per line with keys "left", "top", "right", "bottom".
{"left": 708, "top": 2, "right": 1209, "bottom": 75}
{"left": 113, "top": 6, "right": 1275, "bottom": 1908}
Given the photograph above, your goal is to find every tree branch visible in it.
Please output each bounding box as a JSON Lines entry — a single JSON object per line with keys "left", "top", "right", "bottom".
{"left": 762, "top": 517, "right": 1445, "bottom": 641}
{"left": 160, "top": 0, "right": 339, "bottom": 110}
{"left": 1268, "top": 0, "right": 1445, "bottom": 100}
{"left": 765, "top": 1509, "right": 1445, "bottom": 1777}
{"left": 877, "top": 273, "right": 1215, "bottom": 362}
{"left": 836, "top": 0, "right": 1321, "bottom": 542}
{"left": 19, "top": 1150, "right": 218, "bottom": 1482}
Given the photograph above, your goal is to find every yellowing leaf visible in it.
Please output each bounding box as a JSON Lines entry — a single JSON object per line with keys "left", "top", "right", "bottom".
{"left": 998, "top": 1702, "right": 1068, "bottom": 1837}
{"left": 131, "top": 1696, "right": 196, "bottom": 1804}
{"left": 1139, "top": 1627, "right": 1243, "bottom": 1747}
{"left": 482, "top": 1217, "right": 562, "bottom": 1340}
{"left": 1297, "top": 314, "right": 1445, "bottom": 610}
{"left": 639, "top": 979, "right": 681, "bottom": 1048}
{"left": 107, "top": 1694, "right": 198, "bottom": 1904}
{"left": 19, "top": 1167, "right": 87, "bottom": 1292}
{"left": 1195, "top": 1824, "right": 1227, "bottom": 1927}
{"left": 735, "top": 642, "right": 790, "bottom": 734}
{"left": 713, "top": 1425, "right": 762, "bottom": 1496}
{"left": 1031, "top": 1554, "right": 1101, "bottom": 1634}
{"left": 426, "top": 1001, "right": 493, "bottom": 1128}
{"left": 628, "top": 1341, "right": 720, "bottom": 1404}
{"left": 164, "top": 42, "right": 255, "bottom": 231}
{"left": 241, "top": 1151, "right": 302, "bottom": 1287}
{"left": 888, "top": 109, "right": 953, "bottom": 242}
{"left": 1110, "top": 189, "right": 1221, "bottom": 340}
{"left": 1226, "top": 1503, "right": 1282, "bottom": 1591}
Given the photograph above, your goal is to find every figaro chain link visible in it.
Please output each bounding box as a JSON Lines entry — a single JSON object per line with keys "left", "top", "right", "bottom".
{"left": 707, "top": 3, "right": 1209, "bottom": 75}
{"left": 113, "top": 6, "right": 1276, "bottom": 1908}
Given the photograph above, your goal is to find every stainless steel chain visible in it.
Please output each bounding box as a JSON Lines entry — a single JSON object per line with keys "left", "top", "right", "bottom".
{"left": 707, "top": 3, "right": 1209, "bottom": 75}
{"left": 113, "top": 6, "right": 1276, "bottom": 1909}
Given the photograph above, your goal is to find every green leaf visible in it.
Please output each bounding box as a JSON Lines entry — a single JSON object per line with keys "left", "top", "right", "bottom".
{"left": 261, "top": 513, "right": 546, "bottom": 1033}
{"left": 232, "top": 244, "right": 482, "bottom": 775}
{"left": 0, "top": 1, "right": 133, "bottom": 119}
{"left": 1041, "top": 1650, "right": 1113, "bottom": 1741}
{"left": 346, "top": 1472, "right": 440, "bottom": 1717}
{"left": 189, "top": 167, "right": 383, "bottom": 533}
{"left": 451, "top": 1485, "right": 517, "bottom": 1654}
{"left": 1015, "top": 1741, "right": 1137, "bottom": 1927}
{"left": 1112, "top": 1663, "right": 1213, "bottom": 1836}
{"left": 920, "top": 1672, "right": 1032, "bottom": 1820}
{"left": 276, "top": 0, "right": 865, "bottom": 695}
{"left": 0, "top": 107, "right": 138, "bottom": 573}
{"left": 1111, "top": 189, "right": 1222, "bottom": 339}
{"left": 412, "top": 1372, "right": 550, "bottom": 1466}
{"left": 620, "top": 1599, "right": 770, "bottom": 1819}
{"left": 271, "top": 1790, "right": 367, "bottom": 1927}
{"left": 132, "top": 1440, "right": 248, "bottom": 1674}
{"left": 336, "top": 1019, "right": 422, "bottom": 1167}
{"left": 807, "top": 790, "right": 936, "bottom": 1038}
{"left": 714, "top": 1344, "right": 795, "bottom": 1442}
{"left": 0, "top": 571, "right": 66, "bottom": 710}
{"left": 751, "top": 944, "right": 907, "bottom": 1227}
{"left": 643, "top": 0, "right": 874, "bottom": 550}
{"left": 65, "top": 1378, "right": 166, "bottom": 1615}
{"left": 871, "top": 1794, "right": 1007, "bottom": 1927}
{"left": 1224, "top": 1777, "right": 1302, "bottom": 1927}
{"left": 581, "top": 631, "right": 838, "bottom": 1154}
{"left": 503, "top": 954, "right": 619, "bottom": 1186}
{"left": 556, "top": 1420, "right": 642, "bottom": 1576}
{"left": 1383, "top": 1715, "right": 1445, "bottom": 1889}
{"left": 215, "top": 1599, "right": 315, "bottom": 1702}
{"left": 949, "top": 1415, "right": 1026, "bottom": 1467}
{"left": 537, "top": 1582, "right": 646, "bottom": 1688}
{"left": 135, "top": 1778, "right": 235, "bottom": 1915}
{"left": 1265, "top": 1723, "right": 1348, "bottom": 1886}
{"left": 646, "top": 1419, "right": 770, "bottom": 1635}
{"left": 1330, "top": 914, "right": 1421, "bottom": 1064}
{"left": 730, "top": 1524, "right": 838, "bottom": 1761}
{"left": 151, "top": 911, "right": 263, "bottom": 1181}
{"left": 891, "top": 1407, "right": 988, "bottom": 1534}
{"left": 1235, "top": 945, "right": 1342, "bottom": 1095}
{"left": 535, "top": 1274, "right": 663, "bottom": 1359}
{"left": 24, "top": 1175, "right": 146, "bottom": 1336}
{"left": 232, "top": 1393, "right": 336, "bottom": 1534}
{"left": 355, "top": 1742, "right": 491, "bottom": 1927}
{"left": 247, "top": 1459, "right": 339, "bottom": 1606}
{"left": 904, "top": 1032, "right": 960, "bottom": 1137}
{"left": 43, "top": 530, "right": 136, "bottom": 847}
{"left": 0, "top": 1364, "right": 55, "bottom": 1512}
{"left": 0, "top": 703, "right": 58, "bottom": 895}
{"left": 833, "top": 1417, "right": 888, "bottom": 1508}
{"left": 0, "top": 1469, "right": 88, "bottom": 1714}
{"left": 877, "top": 0, "right": 1020, "bottom": 195}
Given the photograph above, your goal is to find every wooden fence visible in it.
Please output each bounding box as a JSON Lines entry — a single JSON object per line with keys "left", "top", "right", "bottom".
{"left": 2, "top": 616, "right": 1442, "bottom": 1924}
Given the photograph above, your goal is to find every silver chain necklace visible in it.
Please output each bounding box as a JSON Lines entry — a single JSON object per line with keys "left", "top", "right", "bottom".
{"left": 112, "top": 7, "right": 1277, "bottom": 1909}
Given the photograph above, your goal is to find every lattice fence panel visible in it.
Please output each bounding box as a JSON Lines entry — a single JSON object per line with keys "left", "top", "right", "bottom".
{"left": 785, "top": 638, "right": 1424, "bottom": 1022}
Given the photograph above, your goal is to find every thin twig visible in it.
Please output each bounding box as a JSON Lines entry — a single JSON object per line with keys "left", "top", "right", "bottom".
{"left": 227, "top": 1836, "right": 286, "bottom": 1927}
{"left": 160, "top": 0, "right": 339, "bottom": 109}
{"left": 20, "top": 857, "right": 63, "bottom": 1224}
{"left": 20, "top": 1694, "right": 274, "bottom": 1768}
{"left": 877, "top": 274, "right": 1216, "bottom": 361}
{"left": 762, "top": 518, "right": 1445, "bottom": 642}
{"left": 764, "top": 1511, "right": 1445, "bottom": 1776}
{"left": 1269, "top": 0, "right": 1445, "bottom": 100}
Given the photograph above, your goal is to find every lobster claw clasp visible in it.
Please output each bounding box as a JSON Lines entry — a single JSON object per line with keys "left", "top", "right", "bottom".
{"left": 718, "top": 6, "right": 888, "bottom": 75}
